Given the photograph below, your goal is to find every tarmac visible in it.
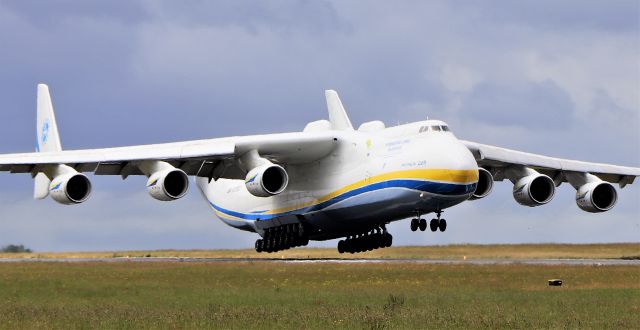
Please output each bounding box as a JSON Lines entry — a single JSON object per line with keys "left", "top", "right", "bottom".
{"left": 0, "top": 257, "right": 638, "bottom": 266}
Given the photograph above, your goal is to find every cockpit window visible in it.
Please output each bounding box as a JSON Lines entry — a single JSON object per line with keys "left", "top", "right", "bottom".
{"left": 419, "top": 125, "right": 451, "bottom": 133}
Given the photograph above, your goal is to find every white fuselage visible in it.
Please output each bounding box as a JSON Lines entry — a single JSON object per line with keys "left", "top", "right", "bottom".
{"left": 196, "top": 120, "right": 479, "bottom": 240}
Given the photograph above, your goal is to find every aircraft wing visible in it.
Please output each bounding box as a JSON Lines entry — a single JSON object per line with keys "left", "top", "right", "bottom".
{"left": 0, "top": 131, "right": 338, "bottom": 180}
{"left": 461, "top": 140, "right": 640, "bottom": 188}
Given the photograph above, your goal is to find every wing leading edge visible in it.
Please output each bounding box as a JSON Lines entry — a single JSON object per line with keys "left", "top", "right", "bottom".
{"left": 462, "top": 140, "right": 640, "bottom": 188}
{"left": 0, "top": 131, "right": 338, "bottom": 179}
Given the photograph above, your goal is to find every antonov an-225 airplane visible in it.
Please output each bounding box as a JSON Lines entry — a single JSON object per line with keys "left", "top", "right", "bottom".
{"left": 1, "top": 85, "right": 639, "bottom": 253}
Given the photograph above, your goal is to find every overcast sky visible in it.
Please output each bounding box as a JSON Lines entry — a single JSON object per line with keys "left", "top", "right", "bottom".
{"left": 0, "top": 1, "right": 638, "bottom": 252}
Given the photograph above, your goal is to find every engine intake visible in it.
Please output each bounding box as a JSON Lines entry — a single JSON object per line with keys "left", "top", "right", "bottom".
{"left": 245, "top": 164, "right": 289, "bottom": 197}
{"left": 49, "top": 173, "right": 92, "bottom": 205}
{"left": 469, "top": 168, "right": 493, "bottom": 200}
{"left": 576, "top": 182, "right": 617, "bottom": 213}
{"left": 512, "top": 174, "right": 555, "bottom": 207}
{"left": 147, "top": 169, "right": 189, "bottom": 201}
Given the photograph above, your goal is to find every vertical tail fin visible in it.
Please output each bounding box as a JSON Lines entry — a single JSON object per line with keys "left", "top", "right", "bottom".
{"left": 325, "top": 90, "right": 354, "bottom": 131}
{"left": 36, "top": 84, "right": 62, "bottom": 152}
{"left": 34, "top": 83, "right": 62, "bottom": 199}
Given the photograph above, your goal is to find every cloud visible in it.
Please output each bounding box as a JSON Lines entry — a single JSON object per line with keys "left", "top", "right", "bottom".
{"left": 461, "top": 80, "right": 574, "bottom": 129}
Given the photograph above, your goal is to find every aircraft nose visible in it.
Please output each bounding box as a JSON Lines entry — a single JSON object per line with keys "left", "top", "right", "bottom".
{"left": 443, "top": 140, "right": 480, "bottom": 184}
{"left": 445, "top": 140, "right": 479, "bottom": 170}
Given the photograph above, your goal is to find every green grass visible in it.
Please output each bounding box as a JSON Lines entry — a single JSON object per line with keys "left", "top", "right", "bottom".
{"left": 0, "top": 262, "right": 637, "bottom": 329}
{"left": 2, "top": 243, "right": 639, "bottom": 260}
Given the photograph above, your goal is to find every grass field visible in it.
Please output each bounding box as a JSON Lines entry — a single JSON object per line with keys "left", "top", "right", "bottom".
{"left": 0, "top": 260, "right": 638, "bottom": 329}
{"left": 2, "top": 243, "right": 639, "bottom": 260}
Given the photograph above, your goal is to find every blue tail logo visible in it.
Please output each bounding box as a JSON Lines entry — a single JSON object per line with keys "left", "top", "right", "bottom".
{"left": 41, "top": 119, "right": 50, "bottom": 144}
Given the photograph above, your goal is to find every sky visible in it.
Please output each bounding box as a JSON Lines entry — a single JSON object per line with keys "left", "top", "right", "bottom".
{"left": 0, "top": 1, "right": 638, "bottom": 252}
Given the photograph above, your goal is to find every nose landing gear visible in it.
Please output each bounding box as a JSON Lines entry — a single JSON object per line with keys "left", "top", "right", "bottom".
{"left": 413, "top": 210, "right": 447, "bottom": 233}
{"left": 410, "top": 215, "right": 428, "bottom": 232}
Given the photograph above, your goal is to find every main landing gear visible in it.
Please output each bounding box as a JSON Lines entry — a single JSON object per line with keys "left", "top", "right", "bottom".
{"left": 255, "top": 223, "right": 309, "bottom": 253}
{"left": 337, "top": 226, "right": 392, "bottom": 254}
{"left": 410, "top": 210, "right": 447, "bottom": 232}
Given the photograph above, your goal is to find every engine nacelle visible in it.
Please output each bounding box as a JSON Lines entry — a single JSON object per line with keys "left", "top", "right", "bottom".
{"left": 245, "top": 164, "right": 289, "bottom": 197}
{"left": 469, "top": 168, "right": 493, "bottom": 200}
{"left": 147, "top": 169, "right": 189, "bottom": 201}
{"left": 49, "top": 173, "right": 92, "bottom": 205}
{"left": 576, "top": 182, "right": 617, "bottom": 213}
{"left": 512, "top": 174, "right": 555, "bottom": 207}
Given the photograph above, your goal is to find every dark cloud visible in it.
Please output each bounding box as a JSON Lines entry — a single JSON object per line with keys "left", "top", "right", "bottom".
{"left": 462, "top": 80, "right": 575, "bottom": 129}
{"left": 148, "top": 0, "right": 350, "bottom": 34}
{"left": 0, "top": 0, "right": 150, "bottom": 27}
{"left": 457, "top": 0, "right": 640, "bottom": 33}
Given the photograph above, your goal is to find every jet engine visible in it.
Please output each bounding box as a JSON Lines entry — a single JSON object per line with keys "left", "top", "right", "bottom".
{"left": 576, "top": 181, "right": 617, "bottom": 213}
{"left": 469, "top": 168, "right": 493, "bottom": 200}
{"left": 147, "top": 168, "right": 189, "bottom": 201}
{"left": 49, "top": 173, "right": 92, "bottom": 205}
{"left": 245, "top": 164, "right": 289, "bottom": 197}
{"left": 512, "top": 174, "right": 555, "bottom": 206}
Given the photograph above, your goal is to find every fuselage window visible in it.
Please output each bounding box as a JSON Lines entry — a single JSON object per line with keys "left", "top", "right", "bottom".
{"left": 419, "top": 126, "right": 426, "bottom": 133}
{"left": 441, "top": 126, "right": 450, "bottom": 132}
{"left": 431, "top": 125, "right": 441, "bottom": 132}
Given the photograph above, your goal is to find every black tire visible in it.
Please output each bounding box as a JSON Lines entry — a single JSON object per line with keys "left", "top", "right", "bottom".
{"left": 430, "top": 219, "right": 438, "bottom": 232}
{"left": 439, "top": 219, "right": 447, "bottom": 232}
{"left": 410, "top": 218, "right": 418, "bottom": 232}
{"left": 385, "top": 234, "right": 393, "bottom": 247}
{"left": 419, "top": 219, "right": 427, "bottom": 231}
{"left": 273, "top": 238, "right": 281, "bottom": 252}
{"left": 355, "top": 240, "right": 363, "bottom": 253}
{"left": 338, "top": 240, "right": 345, "bottom": 254}
{"left": 366, "top": 234, "right": 374, "bottom": 251}
{"left": 255, "top": 239, "right": 263, "bottom": 253}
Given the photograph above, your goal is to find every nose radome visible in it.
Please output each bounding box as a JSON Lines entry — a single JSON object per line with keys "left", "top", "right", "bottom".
{"left": 448, "top": 141, "right": 479, "bottom": 170}
{"left": 443, "top": 141, "right": 480, "bottom": 185}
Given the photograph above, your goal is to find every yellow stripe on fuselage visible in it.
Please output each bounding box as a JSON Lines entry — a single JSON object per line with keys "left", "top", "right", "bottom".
{"left": 266, "top": 168, "right": 478, "bottom": 215}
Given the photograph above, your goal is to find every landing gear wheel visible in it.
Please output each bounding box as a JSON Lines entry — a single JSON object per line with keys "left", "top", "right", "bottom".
{"left": 255, "top": 239, "right": 263, "bottom": 253}
{"left": 430, "top": 219, "right": 438, "bottom": 232}
{"left": 384, "top": 234, "right": 393, "bottom": 247}
{"left": 410, "top": 218, "right": 419, "bottom": 232}
{"left": 337, "top": 240, "right": 345, "bottom": 254}
{"left": 439, "top": 219, "right": 447, "bottom": 232}
{"left": 419, "top": 219, "right": 427, "bottom": 231}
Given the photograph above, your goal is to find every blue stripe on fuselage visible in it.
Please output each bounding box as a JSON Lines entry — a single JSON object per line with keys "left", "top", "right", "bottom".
{"left": 209, "top": 179, "right": 476, "bottom": 221}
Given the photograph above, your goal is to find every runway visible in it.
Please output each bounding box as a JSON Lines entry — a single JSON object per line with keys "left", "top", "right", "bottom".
{"left": 0, "top": 257, "right": 638, "bottom": 266}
